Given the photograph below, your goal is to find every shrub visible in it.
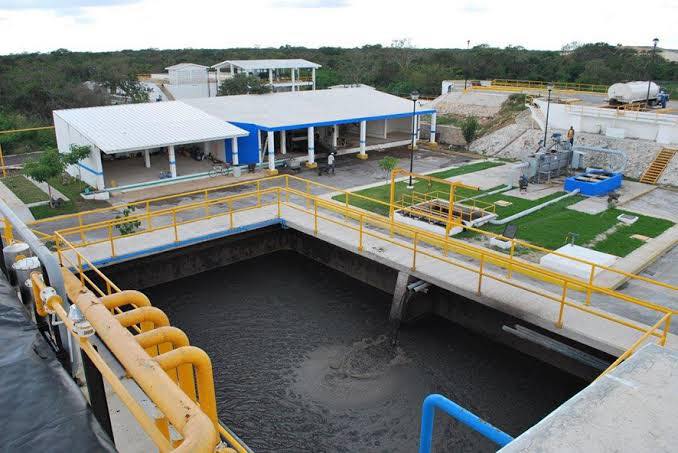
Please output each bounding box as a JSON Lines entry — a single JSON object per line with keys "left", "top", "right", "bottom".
{"left": 460, "top": 116, "right": 480, "bottom": 149}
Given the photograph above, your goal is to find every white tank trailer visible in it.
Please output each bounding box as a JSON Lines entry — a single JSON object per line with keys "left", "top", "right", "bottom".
{"left": 607, "top": 81, "right": 659, "bottom": 104}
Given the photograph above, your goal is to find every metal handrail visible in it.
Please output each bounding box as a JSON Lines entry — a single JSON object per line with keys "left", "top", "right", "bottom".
{"left": 49, "top": 238, "right": 250, "bottom": 452}
{"left": 418, "top": 394, "right": 513, "bottom": 452}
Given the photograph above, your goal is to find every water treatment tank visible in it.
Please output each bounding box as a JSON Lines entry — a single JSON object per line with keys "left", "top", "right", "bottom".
{"left": 607, "top": 81, "right": 659, "bottom": 104}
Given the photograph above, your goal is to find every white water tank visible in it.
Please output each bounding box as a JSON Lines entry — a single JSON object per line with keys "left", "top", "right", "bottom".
{"left": 607, "top": 81, "right": 659, "bottom": 104}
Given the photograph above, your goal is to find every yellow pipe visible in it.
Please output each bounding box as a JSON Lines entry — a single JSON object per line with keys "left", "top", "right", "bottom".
{"left": 154, "top": 346, "right": 218, "bottom": 425}
{"left": 101, "top": 290, "right": 152, "bottom": 310}
{"left": 114, "top": 306, "right": 170, "bottom": 329}
{"left": 135, "top": 327, "right": 197, "bottom": 401}
{"left": 61, "top": 269, "right": 219, "bottom": 452}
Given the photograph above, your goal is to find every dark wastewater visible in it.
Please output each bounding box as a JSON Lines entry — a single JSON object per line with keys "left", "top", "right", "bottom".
{"left": 146, "top": 250, "right": 585, "bottom": 452}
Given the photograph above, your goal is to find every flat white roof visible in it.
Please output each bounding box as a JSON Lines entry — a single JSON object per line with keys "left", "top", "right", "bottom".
{"left": 166, "top": 63, "right": 209, "bottom": 70}
{"left": 212, "top": 59, "right": 321, "bottom": 70}
{"left": 54, "top": 101, "right": 247, "bottom": 154}
{"left": 182, "top": 88, "right": 435, "bottom": 131}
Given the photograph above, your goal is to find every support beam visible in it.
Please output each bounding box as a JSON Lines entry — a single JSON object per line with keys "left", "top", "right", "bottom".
{"left": 411, "top": 115, "right": 418, "bottom": 150}
{"left": 280, "top": 130, "right": 287, "bottom": 155}
{"left": 430, "top": 112, "right": 437, "bottom": 144}
{"left": 312, "top": 68, "right": 316, "bottom": 90}
{"left": 268, "top": 69, "right": 273, "bottom": 87}
{"left": 332, "top": 125, "right": 338, "bottom": 150}
{"left": 144, "top": 149, "right": 150, "bottom": 168}
{"left": 257, "top": 130, "right": 262, "bottom": 164}
{"left": 305, "top": 127, "right": 317, "bottom": 168}
{"left": 291, "top": 68, "right": 296, "bottom": 92}
{"left": 266, "top": 130, "right": 278, "bottom": 175}
{"left": 357, "top": 120, "right": 368, "bottom": 160}
{"left": 168, "top": 145, "right": 176, "bottom": 178}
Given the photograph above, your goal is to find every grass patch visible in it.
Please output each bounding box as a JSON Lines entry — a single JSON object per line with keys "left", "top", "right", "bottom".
{"left": 470, "top": 195, "right": 673, "bottom": 257}
{"left": 1, "top": 175, "right": 49, "bottom": 204}
{"left": 29, "top": 175, "right": 108, "bottom": 220}
{"left": 435, "top": 114, "right": 466, "bottom": 127}
{"left": 333, "top": 161, "right": 504, "bottom": 216}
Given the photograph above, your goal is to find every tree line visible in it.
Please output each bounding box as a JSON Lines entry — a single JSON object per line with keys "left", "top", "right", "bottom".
{"left": 0, "top": 42, "right": 676, "bottom": 152}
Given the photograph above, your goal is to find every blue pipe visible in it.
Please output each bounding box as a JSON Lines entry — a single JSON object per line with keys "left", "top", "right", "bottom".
{"left": 418, "top": 394, "right": 514, "bottom": 453}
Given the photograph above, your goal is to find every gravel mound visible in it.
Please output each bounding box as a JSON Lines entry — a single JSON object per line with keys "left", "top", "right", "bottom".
{"left": 428, "top": 91, "right": 509, "bottom": 118}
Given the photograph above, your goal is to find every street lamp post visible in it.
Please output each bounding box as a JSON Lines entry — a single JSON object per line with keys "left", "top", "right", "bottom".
{"left": 408, "top": 90, "right": 420, "bottom": 189}
{"left": 543, "top": 84, "right": 554, "bottom": 149}
{"left": 646, "top": 38, "right": 659, "bottom": 106}
{"left": 464, "top": 40, "right": 470, "bottom": 90}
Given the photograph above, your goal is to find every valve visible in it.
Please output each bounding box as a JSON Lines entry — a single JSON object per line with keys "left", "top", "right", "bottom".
{"left": 68, "top": 304, "right": 95, "bottom": 338}
{"left": 39, "top": 287, "right": 57, "bottom": 314}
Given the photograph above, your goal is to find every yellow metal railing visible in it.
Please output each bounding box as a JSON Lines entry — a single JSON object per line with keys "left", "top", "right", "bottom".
{"left": 28, "top": 173, "right": 677, "bottom": 378}
{"left": 32, "top": 233, "right": 249, "bottom": 452}
{"left": 491, "top": 79, "right": 608, "bottom": 94}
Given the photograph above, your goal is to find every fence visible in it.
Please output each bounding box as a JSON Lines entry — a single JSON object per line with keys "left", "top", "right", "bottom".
{"left": 30, "top": 173, "right": 677, "bottom": 379}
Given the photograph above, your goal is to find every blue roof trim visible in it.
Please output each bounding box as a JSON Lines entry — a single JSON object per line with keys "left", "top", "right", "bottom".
{"left": 230, "top": 110, "right": 437, "bottom": 133}
{"left": 76, "top": 162, "right": 103, "bottom": 176}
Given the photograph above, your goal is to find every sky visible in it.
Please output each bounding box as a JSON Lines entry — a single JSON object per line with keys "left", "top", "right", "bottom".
{"left": 0, "top": 0, "right": 676, "bottom": 55}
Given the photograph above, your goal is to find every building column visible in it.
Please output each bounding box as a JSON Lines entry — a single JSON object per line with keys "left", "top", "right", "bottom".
{"left": 430, "top": 112, "right": 437, "bottom": 144}
{"left": 144, "top": 149, "right": 151, "bottom": 168}
{"left": 291, "top": 68, "right": 296, "bottom": 92}
{"left": 257, "top": 130, "right": 263, "bottom": 164}
{"left": 266, "top": 130, "right": 277, "bottom": 175}
{"left": 230, "top": 64, "right": 234, "bottom": 78}
{"left": 332, "top": 125, "right": 338, "bottom": 149}
{"left": 168, "top": 145, "right": 177, "bottom": 178}
{"left": 231, "top": 137, "right": 239, "bottom": 166}
{"left": 268, "top": 69, "right": 273, "bottom": 87}
{"left": 280, "top": 130, "right": 287, "bottom": 154}
{"left": 306, "top": 127, "right": 317, "bottom": 168}
{"left": 312, "top": 68, "right": 316, "bottom": 90}
{"left": 416, "top": 115, "right": 421, "bottom": 141}
{"left": 357, "top": 120, "right": 368, "bottom": 159}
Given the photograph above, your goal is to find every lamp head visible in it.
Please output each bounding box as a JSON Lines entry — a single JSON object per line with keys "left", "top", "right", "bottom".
{"left": 653, "top": 38, "right": 659, "bottom": 46}
{"left": 410, "top": 90, "right": 420, "bottom": 101}
{"left": 547, "top": 84, "right": 554, "bottom": 92}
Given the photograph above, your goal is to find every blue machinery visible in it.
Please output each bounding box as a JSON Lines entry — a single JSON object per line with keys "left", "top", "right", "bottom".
{"left": 418, "top": 394, "right": 514, "bottom": 453}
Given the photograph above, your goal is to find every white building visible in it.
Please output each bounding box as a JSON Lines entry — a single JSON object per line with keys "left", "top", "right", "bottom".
{"left": 166, "top": 63, "right": 210, "bottom": 85}
{"left": 53, "top": 102, "right": 247, "bottom": 191}
{"left": 53, "top": 88, "right": 437, "bottom": 193}
{"left": 211, "top": 59, "right": 321, "bottom": 92}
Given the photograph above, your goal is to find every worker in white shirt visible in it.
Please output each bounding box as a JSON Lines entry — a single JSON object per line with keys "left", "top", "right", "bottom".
{"left": 327, "top": 152, "right": 336, "bottom": 175}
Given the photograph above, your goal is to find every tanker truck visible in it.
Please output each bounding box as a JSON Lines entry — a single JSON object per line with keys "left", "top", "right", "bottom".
{"left": 607, "top": 81, "right": 670, "bottom": 107}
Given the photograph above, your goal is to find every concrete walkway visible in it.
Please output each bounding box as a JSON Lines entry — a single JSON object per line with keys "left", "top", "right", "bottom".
{"left": 0, "top": 181, "right": 34, "bottom": 223}
{"left": 59, "top": 199, "right": 678, "bottom": 358}
{"left": 595, "top": 225, "right": 678, "bottom": 289}
{"left": 501, "top": 343, "right": 678, "bottom": 453}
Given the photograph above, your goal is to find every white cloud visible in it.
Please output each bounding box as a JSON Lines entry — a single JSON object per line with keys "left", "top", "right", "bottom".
{"left": 0, "top": 0, "right": 675, "bottom": 54}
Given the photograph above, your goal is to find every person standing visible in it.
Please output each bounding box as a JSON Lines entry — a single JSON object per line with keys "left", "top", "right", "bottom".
{"left": 327, "top": 152, "right": 335, "bottom": 175}
{"left": 566, "top": 126, "right": 575, "bottom": 146}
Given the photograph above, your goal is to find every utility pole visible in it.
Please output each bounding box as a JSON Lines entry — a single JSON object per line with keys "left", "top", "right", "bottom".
{"left": 646, "top": 38, "right": 659, "bottom": 106}
{"left": 464, "top": 40, "right": 470, "bottom": 90}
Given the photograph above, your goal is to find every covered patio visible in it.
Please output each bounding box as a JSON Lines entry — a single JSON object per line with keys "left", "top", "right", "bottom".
{"left": 53, "top": 101, "right": 248, "bottom": 192}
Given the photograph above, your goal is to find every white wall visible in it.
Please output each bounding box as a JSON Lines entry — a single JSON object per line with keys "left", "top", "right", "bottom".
{"left": 534, "top": 100, "right": 678, "bottom": 145}
{"left": 53, "top": 114, "right": 105, "bottom": 190}
{"left": 169, "top": 67, "right": 208, "bottom": 85}
{"left": 388, "top": 117, "right": 413, "bottom": 134}
{"left": 366, "top": 119, "right": 387, "bottom": 138}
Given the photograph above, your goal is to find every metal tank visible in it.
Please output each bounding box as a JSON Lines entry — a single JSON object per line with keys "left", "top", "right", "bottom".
{"left": 607, "top": 81, "right": 659, "bottom": 104}
{"left": 3, "top": 242, "right": 31, "bottom": 286}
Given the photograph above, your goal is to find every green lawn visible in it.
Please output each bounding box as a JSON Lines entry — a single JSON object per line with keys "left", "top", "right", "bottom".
{"left": 29, "top": 175, "right": 107, "bottom": 220}
{"left": 333, "top": 161, "right": 504, "bottom": 216}
{"left": 1, "top": 175, "right": 49, "bottom": 204}
{"left": 334, "top": 161, "right": 674, "bottom": 257}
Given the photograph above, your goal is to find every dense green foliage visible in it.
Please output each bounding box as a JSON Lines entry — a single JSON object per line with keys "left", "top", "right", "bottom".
{"left": 460, "top": 116, "right": 480, "bottom": 147}
{"left": 218, "top": 74, "right": 272, "bottom": 95}
{"left": 0, "top": 42, "right": 676, "bottom": 153}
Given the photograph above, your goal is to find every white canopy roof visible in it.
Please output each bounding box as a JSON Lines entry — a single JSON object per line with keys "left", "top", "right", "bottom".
{"left": 54, "top": 102, "right": 247, "bottom": 154}
{"left": 211, "top": 59, "right": 321, "bottom": 71}
{"left": 165, "top": 63, "right": 209, "bottom": 70}
{"left": 182, "top": 88, "right": 435, "bottom": 131}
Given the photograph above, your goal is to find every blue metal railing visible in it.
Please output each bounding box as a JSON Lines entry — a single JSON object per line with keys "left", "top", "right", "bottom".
{"left": 419, "top": 394, "right": 514, "bottom": 453}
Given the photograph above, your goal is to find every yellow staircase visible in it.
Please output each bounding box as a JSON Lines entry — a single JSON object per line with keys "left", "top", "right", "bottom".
{"left": 639, "top": 147, "right": 677, "bottom": 184}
